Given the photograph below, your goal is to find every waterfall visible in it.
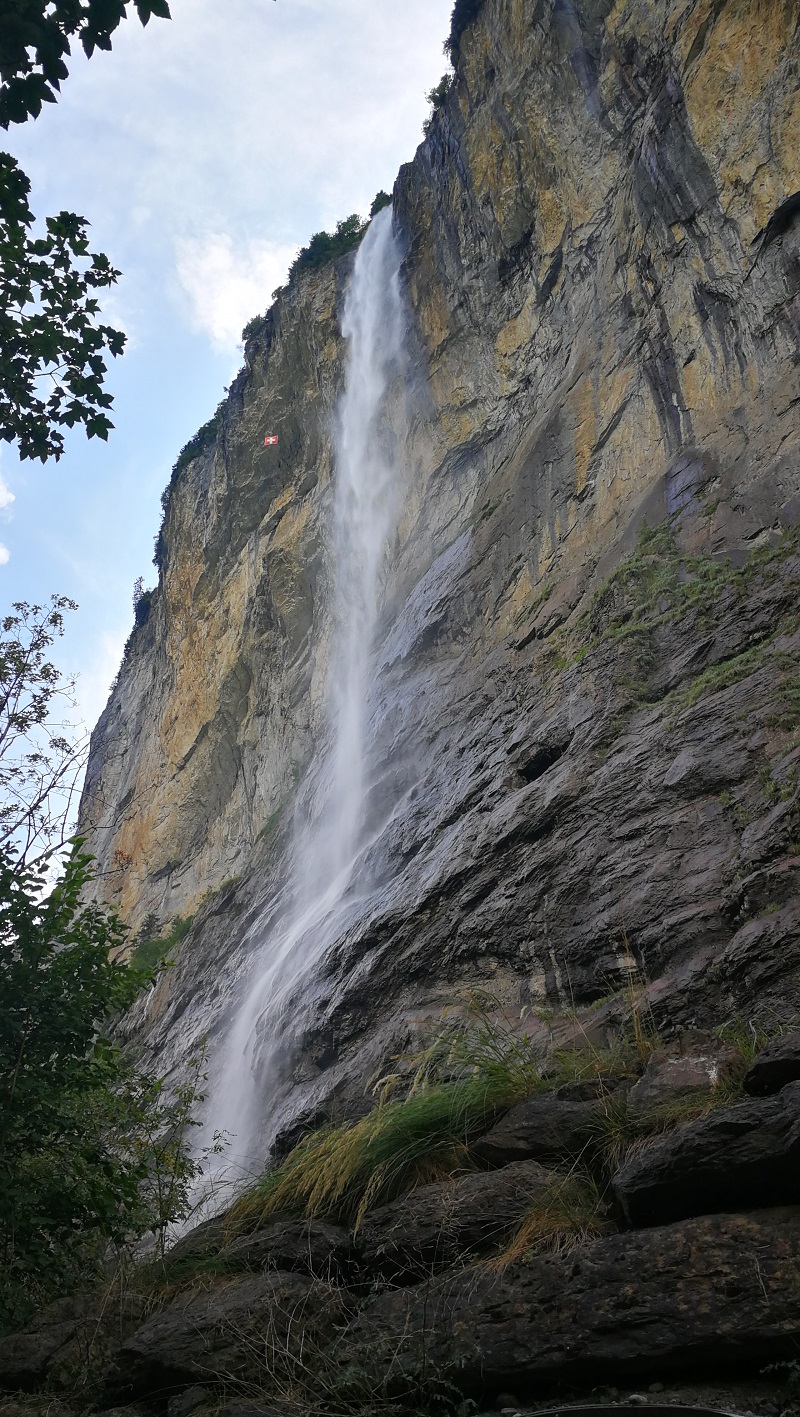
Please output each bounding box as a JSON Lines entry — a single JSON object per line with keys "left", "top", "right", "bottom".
{"left": 200, "top": 207, "right": 406, "bottom": 1190}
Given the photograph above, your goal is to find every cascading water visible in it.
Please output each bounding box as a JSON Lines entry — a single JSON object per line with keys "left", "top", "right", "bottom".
{"left": 200, "top": 207, "right": 407, "bottom": 1186}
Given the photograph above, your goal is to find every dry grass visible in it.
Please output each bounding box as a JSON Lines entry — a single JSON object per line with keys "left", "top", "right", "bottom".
{"left": 496, "top": 1169, "right": 611, "bottom": 1267}
{"left": 225, "top": 1074, "right": 523, "bottom": 1237}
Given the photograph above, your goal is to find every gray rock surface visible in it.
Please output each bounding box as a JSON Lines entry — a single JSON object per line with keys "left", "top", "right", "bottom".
{"left": 744, "top": 1031, "right": 800, "bottom": 1096}
{"left": 219, "top": 1219, "right": 355, "bottom": 1279}
{"left": 627, "top": 1033, "right": 742, "bottom": 1115}
{"left": 0, "top": 1294, "right": 145, "bottom": 1393}
{"left": 612, "top": 1082, "right": 800, "bottom": 1226}
{"left": 113, "top": 1272, "right": 349, "bottom": 1398}
{"left": 358, "top": 1160, "right": 553, "bottom": 1279}
{"left": 472, "top": 1097, "right": 599, "bottom": 1167}
{"left": 343, "top": 1208, "right": 800, "bottom": 1396}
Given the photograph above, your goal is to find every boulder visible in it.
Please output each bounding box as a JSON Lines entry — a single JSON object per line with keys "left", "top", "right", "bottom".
{"left": 165, "top": 1215, "right": 227, "bottom": 1267}
{"left": 626, "top": 1032, "right": 741, "bottom": 1116}
{"left": 744, "top": 1031, "right": 800, "bottom": 1095}
{"left": 471, "top": 1097, "right": 599, "bottom": 1167}
{"left": 219, "top": 1219, "right": 355, "bottom": 1280}
{"left": 342, "top": 1208, "right": 800, "bottom": 1397}
{"left": 112, "top": 1271, "right": 349, "bottom": 1398}
{"left": 0, "top": 1293, "right": 145, "bottom": 1393}
{"left": 612, "top": 1082, "right": 800, "bottom": 1226}
{"left": 554, "top": 1076, "right": 632, "bottom": 1102}
{"left": 358, "top": 1160, "right": 553, "bottom": 1279}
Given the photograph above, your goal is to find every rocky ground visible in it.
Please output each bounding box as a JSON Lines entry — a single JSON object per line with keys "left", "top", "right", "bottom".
{"left": 2, "top": 1026, "right": 800, "bottom": 1417}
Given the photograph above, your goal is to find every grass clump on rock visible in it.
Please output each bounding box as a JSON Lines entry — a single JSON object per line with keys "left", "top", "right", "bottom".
{"left": 227, "top": 1074, "right": 528, "bottom": 1237}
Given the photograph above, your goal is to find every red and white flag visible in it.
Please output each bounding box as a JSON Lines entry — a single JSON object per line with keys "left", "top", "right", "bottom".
{"left": 264, "top": 435, "right": 278, "bottom": 446}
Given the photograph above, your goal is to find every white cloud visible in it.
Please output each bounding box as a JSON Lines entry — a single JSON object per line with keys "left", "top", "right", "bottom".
{"left": 175, "top": 233, "right": 298, "bottom": 352}
{"left": 0, "top": 474, "right": 14, "bottom": 512}
{"left": 0, "top": 545, "right": 9, "bottom": 566}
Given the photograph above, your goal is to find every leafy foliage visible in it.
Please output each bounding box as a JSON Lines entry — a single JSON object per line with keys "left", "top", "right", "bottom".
{"left": 444, "top": 0, "right": 486, "bottom": 65}
{"left": 0, "top": 0, "right": 170, "bottom": 461}
{"left": 0, "top": 846, "right": 209, "bottom": 1330}
{"left": 287, "top": 214, "right": 367, "bottom": 287}
{"left": 0, "top": 153, "right": 126, "bottom": 460}
{"left": 0, "top": 595, "right": 87, "bottom": 864}
{"left": 370, "top": 190, "right": 392, "bottom": 218}
{"left": 0, "top": 0, "right": 171, "bottom": 128}
{"left": 0, "top": 847, "right": 180, "bottom": 1328}
{"left": 423, "top": 73, "right": 453, "bottom": 134}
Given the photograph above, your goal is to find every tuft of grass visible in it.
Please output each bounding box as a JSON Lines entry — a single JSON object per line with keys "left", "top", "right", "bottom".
{"left": 226, "top": 1074, "right": 522, "bottom": 1237}
{"left": 669, "top": 645, "right": 768, "bottom": 718}
{"left": 587, "top": 1077, "right": 749, "bottom": 1179}
{"left": 497, "top": 1169, "right": 611, "bottom": 1265}
{"left": 401, "top": 989, "right": 543, "bottom": 1098}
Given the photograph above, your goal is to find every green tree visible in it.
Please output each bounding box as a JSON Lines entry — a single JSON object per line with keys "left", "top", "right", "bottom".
{"left": 0, "top": 847, "right": 135, "bottom": 1327}
{"left": 0, "top": 604, "right": 208, "bottom": 1330}
{"left": 0, "top": 845, "right": 206, "bottom": 1331}
{"left": 0, "top": 155, "right": 126, "bottom": 460}
{"left": 0, "top": 0, "right": 171, "bottom": 460}
{"left": 0, "top": 0, "right": 171, "bottom": 127}
{"left": 444, "top": 0, "right": 486, "bottom": 65}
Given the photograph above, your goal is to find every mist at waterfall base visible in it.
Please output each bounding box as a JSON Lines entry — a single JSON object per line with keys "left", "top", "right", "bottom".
{"left": 197, "top": 208, "right": 409, "bottom": 1197}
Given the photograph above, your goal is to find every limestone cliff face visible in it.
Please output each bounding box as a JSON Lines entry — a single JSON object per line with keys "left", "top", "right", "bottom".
{"left": 80, "top": 0, "right": 800, "bottom": 1140}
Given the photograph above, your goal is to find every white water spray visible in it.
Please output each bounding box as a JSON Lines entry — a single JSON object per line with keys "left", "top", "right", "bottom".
{"left": 201, "top": 208, "right": 406, "bottom": 1184}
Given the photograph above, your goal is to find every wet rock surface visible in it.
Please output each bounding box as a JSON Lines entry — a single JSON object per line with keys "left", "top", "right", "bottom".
{"left": 0, "top": 1294, "right": 145, "bottom": 1393}
{"left": 112, "top": 1271, "right": 350, "bottom": 1398}
{"left": 626, "top": 1034, "right": 742, "bottom": 1115}
{"left": 744, "top": 1032, "right": 800, "bottom": 1096}
{"left": 344, "top": 1209, "right": 800, "bottom": 1396}
{"left": 612, "top": 1083, "right": 800, "bottom": 1227}
{"left": 219, "top": 1219, "right": 355, "bottom": 1280}
{"left": 358, "top": 1160, "right": 553, "bottom": 1279}
{"left": 472, "top": 1097, "right": 600, "bottom": 1167}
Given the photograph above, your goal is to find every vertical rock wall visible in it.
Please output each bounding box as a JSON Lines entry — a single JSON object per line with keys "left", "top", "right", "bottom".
{"left": 80, "top": 0, "right": 800, "bottom": 1135}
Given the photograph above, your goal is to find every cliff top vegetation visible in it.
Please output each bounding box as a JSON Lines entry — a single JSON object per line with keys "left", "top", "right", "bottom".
{"left": 445, "top": 0, "right": 487, "bottom": 65}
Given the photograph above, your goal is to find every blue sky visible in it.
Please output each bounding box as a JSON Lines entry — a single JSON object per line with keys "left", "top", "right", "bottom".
{"left": 1, "top": 0, "right": 453, "bottom": 730}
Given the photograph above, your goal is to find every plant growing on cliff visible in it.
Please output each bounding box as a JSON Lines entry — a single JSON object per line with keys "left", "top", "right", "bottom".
{"left": 423, "top": 73, "right": 452, "bottom": 134}
{"left": 287, "top": 213, "right": 368, "bottom": 287}
{"left": 226, "top": 1073, "right": 526, "bottom": 1238}
{"left": 153, "top": 398, "right": 227, "bottom": 568}
{"left": 444, "top": 0, "right": 486, "bottom": 66}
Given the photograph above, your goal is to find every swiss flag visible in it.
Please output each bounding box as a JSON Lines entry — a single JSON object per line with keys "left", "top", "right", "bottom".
{"left": 264, "top": 435, "right": 278, "bottom": 446}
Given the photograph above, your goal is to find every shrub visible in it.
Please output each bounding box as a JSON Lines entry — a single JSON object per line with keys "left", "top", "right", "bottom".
{"left": 370, "top": 190, "right": 392, "bottom": 218}
{"left": 423, "top": 73, "right": 453, "bottom": 135}
{"left": 286, "top": 214, "right": 367, "bottom": 287}
{"left": 132, "top": 576, "right": 154, "bottom": 628}
{"left": 0, "top": 848, "right": 200, "bottom": 1330}
{"left": 241, "top": 312, "right": 267, "bottom": 344}
{"left": 444, "top": 0, "right": 487, "bottom": 65}
{"left": 130, "top": 912, "right": 193, "bottom": 973}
